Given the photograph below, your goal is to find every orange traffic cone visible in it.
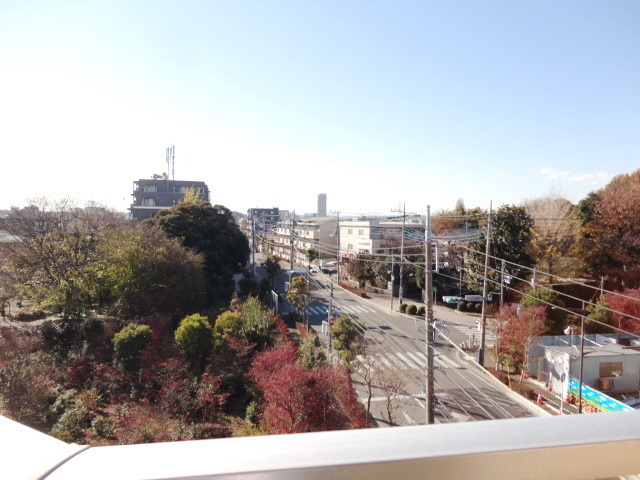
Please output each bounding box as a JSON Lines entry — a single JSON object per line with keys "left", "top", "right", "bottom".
{"left": 536, "top": 393, "right": 544, "bottom": 405}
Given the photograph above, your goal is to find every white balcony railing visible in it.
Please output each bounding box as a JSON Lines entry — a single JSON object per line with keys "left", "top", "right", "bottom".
{"left": 4, "top": 412, "right": 640, "bottom": 480}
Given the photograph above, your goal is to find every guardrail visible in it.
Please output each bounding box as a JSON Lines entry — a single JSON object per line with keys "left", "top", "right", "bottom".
{"left": 4, "top": 411, "right": 640, "bottom": 480}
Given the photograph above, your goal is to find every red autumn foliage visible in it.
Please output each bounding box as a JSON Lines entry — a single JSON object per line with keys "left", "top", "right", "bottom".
{"left": 496, "top": 304, "right": 547, "bottom": 371}
{"left": 250, "top": 343, "right": 367, "bottom": 434}
{"left": 605, "top": 289, "right": 640, "bottom": 332}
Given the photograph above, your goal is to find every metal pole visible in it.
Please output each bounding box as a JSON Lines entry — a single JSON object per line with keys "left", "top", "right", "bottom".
{"left": 578, "top": 315, "right": 585, "bottom": 413}
{"left": 425, "top": 205, "right": 435, "bottom": 424}
{"left": 478, "top": 201, "right": 492, "bottom": 367}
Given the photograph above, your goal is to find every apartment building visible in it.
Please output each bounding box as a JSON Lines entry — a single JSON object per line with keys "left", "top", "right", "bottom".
{"left": 339, "top": 217, "right": 425, "bottom": 259}
{"left": 130, "top": 178, "right": 210, "bottom": 221}
{"left": 263, "top": 216, "right": 338, "bottom": 267}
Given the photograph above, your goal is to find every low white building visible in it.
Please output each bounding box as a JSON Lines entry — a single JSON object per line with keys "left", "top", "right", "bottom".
{"left": 528, "top": 334, "right": 640, "bottom": 397}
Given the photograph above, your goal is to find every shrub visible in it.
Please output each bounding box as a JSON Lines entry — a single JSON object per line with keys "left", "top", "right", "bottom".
{"left": 466, "top": 302, "right": 476, "bottom": 312}
{"left": 474, "top": 303, "right": 482, "bottom": 313}
{"left": 82, "top": 317, "right": 104, "bottom": 338}
{"left": 245, "top": 400, "right": 259, "bottom": 424}
{"left": 399, "top": 303, "right": 407, "bottom": 313}
{"left": 174, "top": 314, "right": 214, "bottom": 374}
{"left": 51, "top": 405, "right": 90, "bottom": 443}
{"left": 13, "top": 310, "right": 47, "bottom": 322}
{"left": 457, "top": 302, "right": 466, "bottom": 312}
{"left": 417, "top": 306, "right": 426, "bottom": 316}
{"left": 112, "top": 323, "right": 152, "bottom": 375}
{"left": 406, "top": 304, "right": 417, "bottom": 315}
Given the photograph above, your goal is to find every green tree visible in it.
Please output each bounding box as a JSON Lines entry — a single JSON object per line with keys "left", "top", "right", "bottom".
{"left": 145, "top": 198, "right": 250, "bottom": 307}
{"left": 305, "top": 249, "right": 319, "bottom": 267}
{"left": 586, "top": 297, "right": 615, "bottom": 333}
{"left": 240, "top": 297, "right": 275, "bottom": 347}
{"left": 298, "top": 335, "right": 327, "bottom": 369}
{"left": 261, "top": 255, "right": 281, "bottom": 283}
{"left": 112, "top": 323, "right": 152, "bottom": 375}
{"left": 94, "top": 224, "right": 206, "bottom": 317}
{"left": 520, "top": 288, "right": 566, "bottom": 334}
{"left": 175, "top": 314, "right": 215, "bottom": 374}
{"left": 286, "top": 276, "right": 309, "bottom": 316}
{"left": 0, "top": 198, "right": 125, "bottom": 315}
{"left": 467, "top": 204, "right": 533, "bottom": 290}
{"left": 330, "top": 315, "right": 364, "bottom": 362}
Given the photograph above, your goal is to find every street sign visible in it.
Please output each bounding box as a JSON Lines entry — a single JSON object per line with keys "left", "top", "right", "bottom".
{"left": 329, "top": 317, "right": 336, "bottom": 326}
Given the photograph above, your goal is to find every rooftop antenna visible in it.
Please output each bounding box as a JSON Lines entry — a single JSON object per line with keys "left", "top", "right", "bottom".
{"left": 165, "top": 145, "right": 175, "bottom": 181}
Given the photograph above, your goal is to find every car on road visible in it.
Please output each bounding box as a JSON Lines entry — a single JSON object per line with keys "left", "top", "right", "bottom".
{"left": 442, "top": 295, "right": 464, "bottom": 304}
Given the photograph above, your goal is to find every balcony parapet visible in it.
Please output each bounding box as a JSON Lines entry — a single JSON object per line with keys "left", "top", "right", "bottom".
{"left": 4, "top": 412, "right": 640, "bottom": 480}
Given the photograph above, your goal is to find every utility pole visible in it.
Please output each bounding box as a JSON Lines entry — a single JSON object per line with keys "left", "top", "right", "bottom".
{"left": 391, "top": 204, "right": 407, "bottom": 304}
{"left": 335, "top": 212, "right": 341, "bottom": 282}
{"left": 399, "top": 203, "right": 406, "bottom": 304}
{"left": 500, "top": 258, "right": 505, "bottom": 310}
{"left": 425, "top": 205, "right": 435, "bottom": 424}
{"left": 478, "top": 201, "right": 492, "bottom": 367}
{"left": 289, "top": 211, "right": 296, "bottom": 269}
{"left": 328, "top": 281, "right": 334, "bottom": 363}
{"left": 390, "top": 255, "right": 395, "bottom": 311}
{"left": 251, "top": 213, "right": 256, "bottom": 277}
{"left": 578, "top": 315, "right": 585, "bottom": 413}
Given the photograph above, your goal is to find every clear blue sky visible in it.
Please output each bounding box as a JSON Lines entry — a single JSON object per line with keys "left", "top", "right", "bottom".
{"left": 1, "top": 1, "right": 638, "bottom": 216}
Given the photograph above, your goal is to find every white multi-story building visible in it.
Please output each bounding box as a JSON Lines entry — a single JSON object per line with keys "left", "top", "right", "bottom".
{"left": 339, "top": 217, "right": 425, "bottom": 259}
{"left": 264, "top": 216, "right": 338, "bottom": 267}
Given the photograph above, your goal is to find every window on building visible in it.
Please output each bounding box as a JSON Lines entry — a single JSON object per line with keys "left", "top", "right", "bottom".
{"left": 348, "top": 229, "right": 353, "bottom": 235}
{"left": 358, "top": 229, "right": 365, "bottom": 235}
{"left": 348, "top": 244, "right": 354, "bottom": 250}
{"left": 142, "top": 198, "right": 155, "bottom": 207}
{"left": 600, "top": 362, "right": 623, "bottom": 378}
{"left": 143, "top": 185, "right": 157, "bottom": 192}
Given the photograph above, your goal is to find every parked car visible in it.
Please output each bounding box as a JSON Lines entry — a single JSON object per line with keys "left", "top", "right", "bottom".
{"left": 442, "top": 295, "right": 464, "bottom": 304}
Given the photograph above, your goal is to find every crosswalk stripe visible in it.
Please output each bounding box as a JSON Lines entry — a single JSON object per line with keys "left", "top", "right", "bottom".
{"left": 437, "top": 355, "right": 461, "bottom": 369}
{"left": 396, "top": 352, "right": 419, "bottom": 369}
{"left": 406, "top": 351, "right": 426, "bottom": 366}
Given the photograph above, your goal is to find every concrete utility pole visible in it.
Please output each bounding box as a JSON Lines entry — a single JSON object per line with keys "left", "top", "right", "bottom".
{"left": 251, "top": 214, "right": 256, "bottom": 277}
{"left": 328, "top": 281, "right": 334, "bottom": 363}
{"left": 289, "top": 211, "right": 296, "bottom": 269}
{"left": 399, "top": 203, "right": 406, "bottom": 304}
{"left": 478, "top": 201, "right": 492, "bottom": 367}
{"left": 425, "top": 205, "right": 435, "bottom": 424}
{"left": 335, "top": 212, "right": 341, "bottom": 282}
{"left": 578, "top": 315, "right": 586, "bottom": 413}
{"left": 391, "top": 204, "right": 407, "bottom": 304}
{"left": 500, "top": 258, "right": 505, "bottom": 310}
{"left": 390, "top": 255, "right": 395, "bottom": 311}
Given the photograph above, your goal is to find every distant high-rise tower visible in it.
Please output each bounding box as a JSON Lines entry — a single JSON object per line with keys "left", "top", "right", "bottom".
{"left": 317, "top": 193, "right": 327, "bottom": 217}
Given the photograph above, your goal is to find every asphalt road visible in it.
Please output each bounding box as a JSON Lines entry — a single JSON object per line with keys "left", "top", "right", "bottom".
{"left": 298, "top": 270, "right": 540, "bottom": 426}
